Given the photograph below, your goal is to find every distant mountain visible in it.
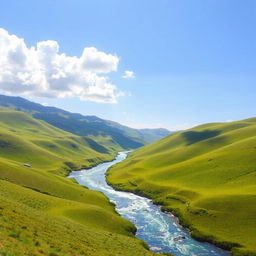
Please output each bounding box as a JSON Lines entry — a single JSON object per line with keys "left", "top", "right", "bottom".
{"left": 139, "top": 128, "right": 173, "bottom": 143}
{"left": 0, "top": 94, "right": 170, "bottom": 152}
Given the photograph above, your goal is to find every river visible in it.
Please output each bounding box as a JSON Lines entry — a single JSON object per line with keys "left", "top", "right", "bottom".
{"left": 68, "top": 151, "right": 230, "bottom": 256}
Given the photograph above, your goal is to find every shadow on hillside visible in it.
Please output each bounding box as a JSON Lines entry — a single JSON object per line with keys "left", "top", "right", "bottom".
{"left": 84, "top": 138, "right": 109, "bottom": 154}
{"left": 182, "top": 130, "right": 221, "bottom": 145}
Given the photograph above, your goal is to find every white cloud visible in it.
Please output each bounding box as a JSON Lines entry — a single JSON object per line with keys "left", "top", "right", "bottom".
{"left": 0, "top": 28, "right": 122, "bottom": 103}
{"left": 81, "top": 47, "right": 119, "bottom": 73}
{"left": 122, "top": 70, "right": 135, "bottom": 79}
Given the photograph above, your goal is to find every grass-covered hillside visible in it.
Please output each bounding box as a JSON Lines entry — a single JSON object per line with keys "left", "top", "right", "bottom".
{"left": 0, "top": 94, "right": 170, "bottom": 151}
{"left": 107, "top": 118, "right": 256, "bottom": 256}
{"left": 0, "top": 109, "right": 157, "bottom": 256}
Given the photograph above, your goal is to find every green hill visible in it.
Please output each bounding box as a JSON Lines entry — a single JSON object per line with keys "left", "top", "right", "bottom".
{"left": 107, "top": 118, "right": 256, "bottom": 256}
{"left": 0, "top": 109, "right": 157, "bottom": 256}
{"left": 0, "top": 94, "right": 170, "bottom": 152}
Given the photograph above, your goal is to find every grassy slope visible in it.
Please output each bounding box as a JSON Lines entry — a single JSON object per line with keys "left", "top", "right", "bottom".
{"left": 107, "top": 118, "right": 256, "bottom": 256}
{"left": 0, "top": 109, "right": 157, "bottom": 256}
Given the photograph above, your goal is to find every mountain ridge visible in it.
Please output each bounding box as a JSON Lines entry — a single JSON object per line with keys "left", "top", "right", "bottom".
{"left": 0, "top": 94, "right": 170, "bottom": 152}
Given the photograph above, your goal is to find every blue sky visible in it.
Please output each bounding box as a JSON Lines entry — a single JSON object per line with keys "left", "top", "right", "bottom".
{"left": 0, "top": 0, "right": 255, "bottom": 130}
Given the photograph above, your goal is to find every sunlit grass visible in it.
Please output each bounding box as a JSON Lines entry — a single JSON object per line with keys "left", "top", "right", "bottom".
{"left": 0, "top": 109, "right": 157, "bottom": 256}
{"left": 107, "top": 118, "right": 256, "bottom": 255}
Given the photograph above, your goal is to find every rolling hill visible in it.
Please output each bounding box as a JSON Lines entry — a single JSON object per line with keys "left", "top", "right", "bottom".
{"left": 0, "top": 94, "right": 170, "bottom": 152}
{"left": 107, "top": 118, "right": 256, "bottom": 256}
{"left": 0, "top": 109, "right": 158, "bottom": 256}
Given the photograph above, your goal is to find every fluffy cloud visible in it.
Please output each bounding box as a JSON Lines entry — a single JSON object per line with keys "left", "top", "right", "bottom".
{"left": 0, "top": 28, "right": 121, "bottom": 103}
{"left": 122, "top": 70, "right": 135, "bottom": 79}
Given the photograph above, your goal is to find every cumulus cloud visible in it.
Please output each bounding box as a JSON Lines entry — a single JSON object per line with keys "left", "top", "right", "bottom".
{"left": 0, "top": 28, "right": 122, "bottom": 103}
{"left": 122, "top": 70, "right": 135, "bottom": 79}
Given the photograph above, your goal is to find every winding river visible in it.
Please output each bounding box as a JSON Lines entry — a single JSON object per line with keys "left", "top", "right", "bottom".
{"left": 69, "top": 152, "right": 230, "bottom": 256}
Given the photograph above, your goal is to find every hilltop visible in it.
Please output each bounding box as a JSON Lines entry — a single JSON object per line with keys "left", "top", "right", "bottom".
{"left": 107, "top": 118, "right": 256, "bottom": 256}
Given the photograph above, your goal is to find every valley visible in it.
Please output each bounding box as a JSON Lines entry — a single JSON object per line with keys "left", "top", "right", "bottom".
{"left": 0, "top": 3, "right": 254, "bottom": 255}
{"left": 70, "top": 151, "right": 229, "bottom": 256}
{"left": 0, "top": 95, "right": 255, "bottom": 256}
{"left": 0, "top": 97, "right": 168, "bottom": 256}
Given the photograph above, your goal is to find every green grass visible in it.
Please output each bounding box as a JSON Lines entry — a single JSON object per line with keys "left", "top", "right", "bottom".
{"left": 0, "top": 109, "right": 157, "bottom": 256}
{"left": 107, "top": 117, "right": 256, "bottom": 255}
{"left": 0, "top": 180, "right": 156, "bottom": 256}
{"left": 0, "top": 110, "right": 115, "bottom": 171}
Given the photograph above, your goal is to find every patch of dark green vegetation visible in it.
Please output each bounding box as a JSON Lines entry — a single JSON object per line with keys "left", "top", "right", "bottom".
{"left": 182, "top": 129, "right": 221, "bottom": 145}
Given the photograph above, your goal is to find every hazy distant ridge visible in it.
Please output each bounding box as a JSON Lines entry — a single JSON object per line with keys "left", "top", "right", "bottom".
{"left": 0, "top": 94, "right": 170, "bottom": 152}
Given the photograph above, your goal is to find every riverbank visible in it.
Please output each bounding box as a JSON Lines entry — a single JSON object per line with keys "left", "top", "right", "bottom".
{"left": 70, "top": 152, "right": 229, "bottom": 256}
{"left": 106, "top": 167, "right": 256, "bottom": 256}
{"left": 106, "top": 177, "right": 234, "bottom": 253}
{"left": 106, "top": 120, "right": 256, "bottom": 256}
